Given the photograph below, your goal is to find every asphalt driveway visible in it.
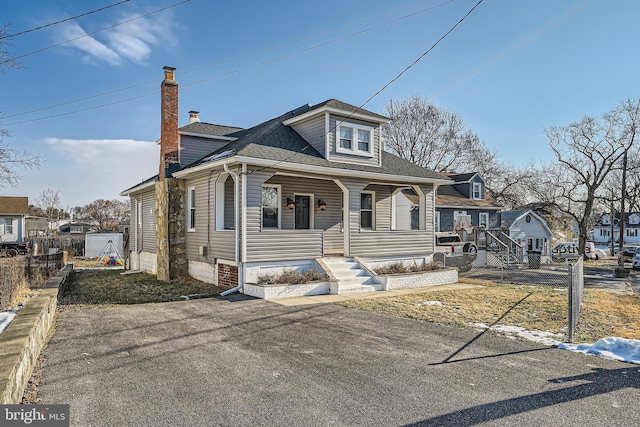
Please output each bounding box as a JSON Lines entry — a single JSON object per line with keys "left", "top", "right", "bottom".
{"left": 39, "top": 296, "right": 640, "bottom": 426}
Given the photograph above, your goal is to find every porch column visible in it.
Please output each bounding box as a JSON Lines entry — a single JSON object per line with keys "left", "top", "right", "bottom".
{"left": 336, "top": 180, "right": 369, "bottom": 257}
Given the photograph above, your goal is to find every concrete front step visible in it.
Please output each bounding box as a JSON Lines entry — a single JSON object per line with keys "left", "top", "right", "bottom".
{"left": 322, "top": 257, "right": 384, "bottom": 294}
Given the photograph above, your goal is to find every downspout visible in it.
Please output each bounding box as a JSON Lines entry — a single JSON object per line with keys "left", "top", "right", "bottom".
{"left": 220, "top": 163, "right": 244, "bottom": 296}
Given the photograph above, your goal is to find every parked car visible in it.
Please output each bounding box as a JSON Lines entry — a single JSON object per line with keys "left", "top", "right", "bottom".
{"left": 552, "top": 241, "right": 596, "bottom": 261}
{"left": 434, "top": 231, "right": 477, "bottom": 272}
{"left": 620, "top": 245, "right": 640, "bottom": 263}
{"left": 622, "top": 245, "right": 640, "bottom": 263}
{"left": 632, "top": 248, "right": 640, "bottom": 270}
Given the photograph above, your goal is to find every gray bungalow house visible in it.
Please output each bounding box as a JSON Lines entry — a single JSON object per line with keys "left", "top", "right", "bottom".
{"left": 121, "top": 67, "right": 455, "bottom": 297}
{"left": 435, "top": 172, "right": 503, "bottom": 232}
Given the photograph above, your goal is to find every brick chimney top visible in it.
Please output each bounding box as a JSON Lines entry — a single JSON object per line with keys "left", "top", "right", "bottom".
{"left": 188, "top": 110, "right": 200, "bottom": 124}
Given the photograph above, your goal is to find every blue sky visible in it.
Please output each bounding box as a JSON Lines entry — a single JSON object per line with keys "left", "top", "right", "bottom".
{"left": 0, "top": 0, "right": 638, "bottom": 208}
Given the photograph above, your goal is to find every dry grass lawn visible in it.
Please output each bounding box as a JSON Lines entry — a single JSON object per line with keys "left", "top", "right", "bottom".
{"left": 338, "top": 279, "right": 640, "bottom": 344}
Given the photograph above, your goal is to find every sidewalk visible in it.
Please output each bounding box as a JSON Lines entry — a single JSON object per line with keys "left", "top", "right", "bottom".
{"left": 270, "top": 283, "right": 479, "bottom": 306}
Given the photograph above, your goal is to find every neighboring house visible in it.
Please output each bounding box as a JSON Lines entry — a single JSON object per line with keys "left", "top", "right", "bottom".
{"left": 120, "top": 67, "right": 454, "bottom": 297}
{"left": 521, "top": 202, "right": 577, "bottom": 244}
{"left": 592, "top": 212, "right": 640, "bottom": 245}
{"left": 25, "top": 216, "right": 49, "bottom": 237}
{"left": 497, "top": 209, "right": 554, "bottom": 258}
{"left": 0, "top": 196, "right": 28, "bottom": 242}
{"left": 57, "top": 222, "right": 96, "bottom": 236}
{"left": 435, "top": 172, "right": 503, "bottom": 233}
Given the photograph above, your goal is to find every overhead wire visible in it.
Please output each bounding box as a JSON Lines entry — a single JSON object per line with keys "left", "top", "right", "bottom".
{"left": 3, "top": 0, "right": 454, "bottom": 125}
{"left": 0, "top": 0, "right": 132, "bottom": 39}
{"left": 245, "top": 0, "right": 486, "bottom": 175}
{"left": 2, "top": 0, "right": 191, "bottom": 64}
{"left": 4, "top": 0, "right": 450, "bottom": 120}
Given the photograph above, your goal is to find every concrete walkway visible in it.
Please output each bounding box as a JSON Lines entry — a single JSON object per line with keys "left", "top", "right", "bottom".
{"left": 270, "top": 283, "right": 479, "bottom": 306}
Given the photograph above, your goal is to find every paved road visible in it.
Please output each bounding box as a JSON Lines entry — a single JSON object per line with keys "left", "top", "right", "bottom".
{"left": 39, "top": 297, "right": 640, "bottom": 426}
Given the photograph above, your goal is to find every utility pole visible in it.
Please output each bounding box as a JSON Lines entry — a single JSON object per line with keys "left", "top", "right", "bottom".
{"left": 619, "top": 149, "right": 628, "bottom": 266}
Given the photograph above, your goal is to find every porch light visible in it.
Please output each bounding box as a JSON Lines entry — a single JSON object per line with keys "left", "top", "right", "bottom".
{"left": 317, "top": 199, "right": 327, "bottom": 210}
{"left": 287, "top": 197, "right": 295, "bottom": 209}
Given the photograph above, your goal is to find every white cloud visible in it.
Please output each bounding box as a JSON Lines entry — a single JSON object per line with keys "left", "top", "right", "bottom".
{"left": 56, "top": 12, "right": 177, "bottom": 66}
{"left": 43, "top": 138, "right": 159, "bottom": 206}
{"left": 58, "top": 22, "right": 122, "bottom": 66}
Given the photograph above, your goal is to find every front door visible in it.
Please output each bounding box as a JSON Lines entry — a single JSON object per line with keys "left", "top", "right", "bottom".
{"left": 295, "top": 195, "right": 310, "bottom": 229}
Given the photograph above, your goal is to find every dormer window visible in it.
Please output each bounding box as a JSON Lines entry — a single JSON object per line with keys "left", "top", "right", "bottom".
{"left": 472, "top": 182, "right": 482, "bottom": 200}
{"left": 337, "top": 122, "right": 373, "bottom": 157}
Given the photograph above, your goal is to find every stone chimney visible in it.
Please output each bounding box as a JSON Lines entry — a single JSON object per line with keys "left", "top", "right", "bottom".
{"left": 156, "top": 66, "right": 187, "bottom": 282}
{"left": 188, "top": 110, "right": 200, "bottom": 124}
{"left": 160, "top": 66, "right": 179, "bottom": 179}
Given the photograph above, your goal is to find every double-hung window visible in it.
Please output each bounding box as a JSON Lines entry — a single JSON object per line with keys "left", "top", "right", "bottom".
{"left": 339, "top": 127, "right": 353, "bottom": 150}
{"left": 3, "top": 218, "right": 13, "bottom": 234}
{"left": 262, "top": 185, "right": 280, "bottom": 229}
{"left": 472, "top": 182, "right": 482, "bottom": 200}
{"left": 187, "top": 186, "right": 196, "bottom": 231}
{"left": 337, "top": 122, "right": 373, "bottom": 157}
{"left": 360, "top": 192, "right": 374, "bottom": 229}
{"left": 479, "top": 212, "right": 489, "bottom": 228}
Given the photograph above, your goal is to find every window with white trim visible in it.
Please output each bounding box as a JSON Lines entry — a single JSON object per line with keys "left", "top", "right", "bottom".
{"left": 2, "top": 218, "right": 13, "bottom": 234}
{"left": 479, "top": 212, "right": 489, "bottom": 228}
{"left": 337, "top": 122, "right": 374, "bottom": 157}
{"left": 472, "top": 182, "right": 482, "bottom": 200}
{"left": 360, "top": 191, "right": 374, "bottom": 229}
{"left": 262, "top": 184, "right": 280, "bottom": 229}
{"left": 187, "top": 186, "right": 196, "bottom": 231}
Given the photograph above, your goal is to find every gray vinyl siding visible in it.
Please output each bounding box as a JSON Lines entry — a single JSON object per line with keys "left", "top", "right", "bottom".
{"left": 141, "top": 189, "right": 156, "bottom": 253}
{"left": 266, "top": 175, "right": 343, "bottom": 253}
{"left": 184, "top": 174, "right": 207, "bottom": 260}
{"left": 185, "top": 172, "right": 236, "bottom": 262}
{"left": 180, "top": 135, "right": 232, "bottom": 167}
{"left": 346, "top": 180, "right": 435, "bottom": 257}
{"left": 288, "top": 115, "right": 326, "bottom": 157}
{"left": 364, "top": 184, "right": 392, "bottom": 231}
{"left": 327, "top": 114, "right": 380, "bottom": 167}
{"left": 246, "top": 230, "right": 324, "bottom": 262}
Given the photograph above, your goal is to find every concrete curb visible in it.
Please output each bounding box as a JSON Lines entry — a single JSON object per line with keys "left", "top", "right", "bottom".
{"left": 0, "top": 264, "right": 73, "bottom": 404}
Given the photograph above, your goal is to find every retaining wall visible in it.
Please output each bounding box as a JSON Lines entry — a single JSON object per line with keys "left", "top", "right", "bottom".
{"left": 0, "top": 265, "right": 72, "bottom": 404}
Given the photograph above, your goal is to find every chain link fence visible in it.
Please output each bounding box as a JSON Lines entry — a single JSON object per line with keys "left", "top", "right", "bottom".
{"left": 445, "top": 229, "right": 586, "bottom": 342}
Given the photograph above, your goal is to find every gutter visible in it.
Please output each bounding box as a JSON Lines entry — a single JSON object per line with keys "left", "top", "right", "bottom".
{"left": 172, "top": 155, "right": 452, "bottom": 185}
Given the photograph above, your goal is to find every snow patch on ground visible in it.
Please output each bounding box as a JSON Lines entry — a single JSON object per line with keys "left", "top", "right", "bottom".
{"left": 559, "top": 337, "right": 640, "bottom": 365}
{"left": 471, "top": 322, "right": 564, "bottom": 346}
{"left": 0, "top": 310, "right": 18, "bottom": 335}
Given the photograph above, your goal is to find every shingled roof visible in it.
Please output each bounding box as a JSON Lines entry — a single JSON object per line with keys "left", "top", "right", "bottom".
{"left": 0, "top": 197, "right": 28, "bottom": 215}
{"left": 181, "top": 100, "right": 445, "bottom": 181}
{"left": 435, "top": 183, "right": 503, "bottom": 209}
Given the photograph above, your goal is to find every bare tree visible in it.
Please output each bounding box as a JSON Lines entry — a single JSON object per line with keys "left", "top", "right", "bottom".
{"left": 35, "top": 188, "right": 64, "bottom": 220}
{"left": 0, "top": 23, "right": 21, "bottom": 73}
{"left": 381, "top": 96, "right": 530, "bottom": 208}
{"left": 536, "top": 99, "right": 640, "bottom": 257}
{"left": 74, "top": 199, "right": 130, "bottom": 231}
{"left": 0, "top": 23, "right": 43, "bottom": 188}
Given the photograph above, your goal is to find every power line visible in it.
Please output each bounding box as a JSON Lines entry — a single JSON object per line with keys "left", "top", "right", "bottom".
{"left": 2, "top": 0, "right": 191, "bottom": 64}
{"left": 1, "top": 0, "right": 132, "bottom": 39}
{"left": 3, "top": 0, "right": 453, "bottom": 125}
{"left": 246, "top": 0, "right": 486, "bottom": 175}
{"left": 428, "top": 0, "right": 589, "bottom": 100}
{"left": 4, "top": 0, "right": 449, "bottom": 120}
